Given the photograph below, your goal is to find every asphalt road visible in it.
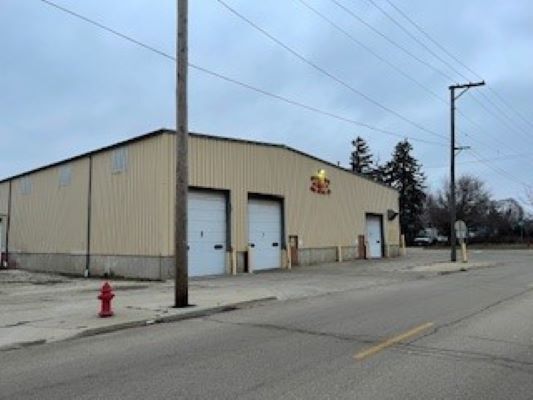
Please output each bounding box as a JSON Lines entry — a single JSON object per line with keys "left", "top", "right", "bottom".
{"left": 1, "top": 250, "right": 533, "bottom": 399}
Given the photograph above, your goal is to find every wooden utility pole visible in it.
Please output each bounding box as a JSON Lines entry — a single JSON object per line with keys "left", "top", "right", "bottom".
{"left": 175, "top": 0, "right": 189, "bottom": 307}
{"left": 449, "top": 80, "right": 485, "bottom": 262}
{"left": 449, "top": 87, "right": 457, "bottom": 262}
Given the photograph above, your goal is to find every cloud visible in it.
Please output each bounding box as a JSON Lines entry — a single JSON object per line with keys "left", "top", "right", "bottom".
{"left": 1, "top": 0, "right": 531, "bottom": 203}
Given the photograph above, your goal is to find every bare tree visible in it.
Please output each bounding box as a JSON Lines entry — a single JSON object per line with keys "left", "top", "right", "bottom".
{"left": 525, "top": 188, "right": 533, "bottom": 209}
{"left": 426, "top": 175, "right": 528, "bottom": 242}
{"left": 426, "top": 175, "right": 492, "bottom": 237}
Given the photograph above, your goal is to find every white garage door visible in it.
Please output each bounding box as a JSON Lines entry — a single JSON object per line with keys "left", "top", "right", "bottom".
{"left": 366, "top": 215, "right": 383, "bottom": 258}
{"left": 188, "top": 191, "right": 227, "bottom": 277}
{"left": 248, "top": 198, "right": 282, "bottom": 271}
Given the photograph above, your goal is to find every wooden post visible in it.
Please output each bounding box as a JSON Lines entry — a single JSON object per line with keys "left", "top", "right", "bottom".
{"left": 400, "top": 234, "right": 406, "bottom": 256}
{"left": 247, "top": 245, "right": 253, "bottom": 273}
{"left": 357, "top": 235, "right": 365, "bottom": 259}
{"left": 231, "top": 249, "right": 237, "bottom": 275}
{"left": 174, "top": 0, "right": 189, "bottom": 308}
{"left": 337, "top": 245, "right": 343, "bottom": 262}
{"left": 286, "top": 244, "right": 292, "bottom": 270}
{"left": 461, "top": 240, "right": 468, "bottom": 263}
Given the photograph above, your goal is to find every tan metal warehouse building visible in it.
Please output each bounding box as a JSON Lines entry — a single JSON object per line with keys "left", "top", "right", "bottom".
{"left": 0, "top": 129, "right": 400, "bottom": 279}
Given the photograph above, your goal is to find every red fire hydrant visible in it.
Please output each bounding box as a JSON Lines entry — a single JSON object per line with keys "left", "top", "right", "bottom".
{"left": 98, "top": 281, "right": 115, "bottom": 318}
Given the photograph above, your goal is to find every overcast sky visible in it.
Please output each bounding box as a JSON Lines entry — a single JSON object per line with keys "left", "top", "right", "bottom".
{"left": 1, "top": 0, "right": 532, "bottom": 208}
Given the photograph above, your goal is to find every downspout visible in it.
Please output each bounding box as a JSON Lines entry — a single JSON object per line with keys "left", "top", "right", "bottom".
{"left": 5, "top": 180, "right": 12, "bottom": 267}
{"left": 85, "top": 155, "right": 93, "bottom": 277}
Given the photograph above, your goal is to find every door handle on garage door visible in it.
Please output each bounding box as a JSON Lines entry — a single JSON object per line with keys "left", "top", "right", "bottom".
{"left": 249, "top": 243, "right": 255, "bottom": 248}
{"left": 214, "top": 244, "right": 224, "bottom": 250}
{"left": 272, "top": 242, "right": 279, "bottom": 247}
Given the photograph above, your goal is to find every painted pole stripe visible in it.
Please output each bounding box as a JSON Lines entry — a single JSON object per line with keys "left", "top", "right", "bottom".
{"left": 354, "top": 322, "right": 434, "bottom": 361}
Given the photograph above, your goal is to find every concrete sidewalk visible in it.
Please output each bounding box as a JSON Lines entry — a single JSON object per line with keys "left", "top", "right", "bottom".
{"left": 0, "top": 249, "right": 499, "bottom": 350}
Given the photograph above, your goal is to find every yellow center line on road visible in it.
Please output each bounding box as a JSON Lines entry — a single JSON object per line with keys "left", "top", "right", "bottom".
{"left": 354, "top": 322, "right": 434, "bottom": 362}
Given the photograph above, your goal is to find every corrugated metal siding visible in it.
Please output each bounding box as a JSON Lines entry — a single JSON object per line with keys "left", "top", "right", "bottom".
{"left": 90, "top": 135, "right": 168, "bottom": 256}
{"left": 5, "top": 132, "right": 398, "bottom": 259}
{"left": 9, "top": 158, "right": 89, "bottom": 254}
{"left": 0, "top": 182, "right": 9, "bottom": 252}
{"left": 166, "top": 135, "right": 400, "bottom": 252}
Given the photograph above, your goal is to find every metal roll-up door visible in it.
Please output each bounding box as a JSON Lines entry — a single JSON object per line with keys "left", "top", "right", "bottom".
{"left": 248, "top": 198, "right": 282, "bottom": 270}
{"left": 188, "top": 191, "right": 227, "bottom": 276}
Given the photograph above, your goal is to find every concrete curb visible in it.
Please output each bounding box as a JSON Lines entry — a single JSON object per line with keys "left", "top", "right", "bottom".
{"left": 0, "top": 296, "right": 277, "bottom": 352}
{"left": 75, "top": 296, "right": 278, "bottom": 339}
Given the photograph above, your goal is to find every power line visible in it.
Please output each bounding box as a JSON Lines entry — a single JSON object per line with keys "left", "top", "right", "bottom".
{"left": 294, "top": 0, "right": 445, "bottom": 105}
{"left": 344, "top": 0, "right": 533, "bottom": 150}
{"left": 36, "top": 0, "right": 531, "bottom": 186}
{"left": 304, "top": 0, "right": 530, "bottom": 165}
{"left": 216, "top": 0, "right": 448, "bottom": 141}
{"left": 453, "top": 99, "right": 533, "bottom": 170}
{"left": 31, "top": 0, "right": 533, "bottom": 196}
{"left": 455, "top": 110, "right": 533, "bottom": 169}
{"left": 192, "top": 64, "right": 444, "bottom": 145}
{"left": 298, "top": 0, "right": 500, "bottom": 156}
{"left": 37, "top": 0, "right": 446, "bottom": 147}
{"left": 363, "top": 0, "right": 472, "bottom": 83}
{"left": 425, "top": 152, "right": 533, "bottom": 169}
{"left": 486, "top": 86, "right": 533, "bottom": 130}
{"left": 474, "top": 90, "right": 533, "bottom": 141}
{"left": 296, "top": 0, "right": 531, "bottom": 178}
{"left": 470, "top": 149, "right": 531, "bottom": 189}
{"left": 466, "top": 92, "right": 533, "bottom": 146}
{"left": 382, "top": 0, "right": 533, "bottom": 135}
{"left": 368, "top": 0, "right": 533, "bottom": 147}
{"left": 383, "top": 0, "right": 478, "bottom": 79}
{"left": 39, "top": 0, "right": 175, "bottom": 61}
{"left": 294, "top": 0, "right": 524, "bottom": 166}
{"left": 329, "top": 0, "right": 454, "bottom": 82}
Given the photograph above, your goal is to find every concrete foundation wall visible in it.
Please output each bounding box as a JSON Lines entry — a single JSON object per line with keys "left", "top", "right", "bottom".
{"left": 89, "top": 255, "right": 171, "bottom": 281}
{"left": 9, "top": 253, "right": 86, "bottom": 276}
{"left": 9, "top": 252, "right": 170, "bottom": 280}
{"left": 341, "top": 246, "right": 359, "bottom": 261}
{"left": 236, "top": 251, "right": 246, "bottom": 274}
{"left": 387, "top": 245, "right": 400, "bottom": 258}
{"left": 298, "top": 247, "right": 337, "bottom": 266}
{"left": 10, "top": 243, "right": 401, "bottom": 280}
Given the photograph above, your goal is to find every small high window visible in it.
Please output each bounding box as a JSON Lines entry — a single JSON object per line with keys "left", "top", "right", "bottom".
{"left": 19, "top": 177, "right": 32, "bottom": 195}
{"left": 59, "top": 165, "right": 72, "bottom": 187}
{"left": 112, "top": 147, "right": 128, "bottom": 174}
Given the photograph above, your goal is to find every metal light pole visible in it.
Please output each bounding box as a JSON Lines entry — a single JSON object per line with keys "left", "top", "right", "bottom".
{"left": 175, "top": 0, "right": 189, "bottom": 307}
{"left": 449, "top": 80, "right": 485, "bottom": 262}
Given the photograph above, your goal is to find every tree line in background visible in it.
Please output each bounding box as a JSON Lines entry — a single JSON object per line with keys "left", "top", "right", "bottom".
{"left": 350, "top": 137, "right": 532, "bottom": 245}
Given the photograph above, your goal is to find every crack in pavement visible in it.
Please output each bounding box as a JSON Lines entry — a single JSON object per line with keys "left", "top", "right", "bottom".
{"left": 462, "top": 334, "right": 533, "bottom": 348}
{"left": 393, "top": 342, "right": 533, "bottom": 374}
{"left": 412, "top": 286, "right": 533, "bottom": 343}
{"left": 206, "top": 317, "right": 380, "bottom": 345}
{"left": 209, "top": 285, "right": 533, "bottom": 349}
{"left": 209, "top": 285, "right": 533, "bottom": 373}
{"left": 0, "top": 318, "right": 53, "bottom": 328}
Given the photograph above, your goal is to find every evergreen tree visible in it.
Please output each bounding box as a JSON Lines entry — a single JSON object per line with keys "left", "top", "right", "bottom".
{"left": 384, "top": 140, "right": 426, "bottom": 243}
{"left": 350, "top": 136, "right": 374, "bottom": 175}
{"left": 371, "top": 161, "right": 390, "bottom": 184}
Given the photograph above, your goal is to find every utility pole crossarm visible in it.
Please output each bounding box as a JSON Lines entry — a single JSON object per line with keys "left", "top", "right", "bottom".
{"left": 450, "top": 81, "right": 485, "bottom": 100}
{"left": 449, "top": 80, "right": 486, "bottom": 90}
